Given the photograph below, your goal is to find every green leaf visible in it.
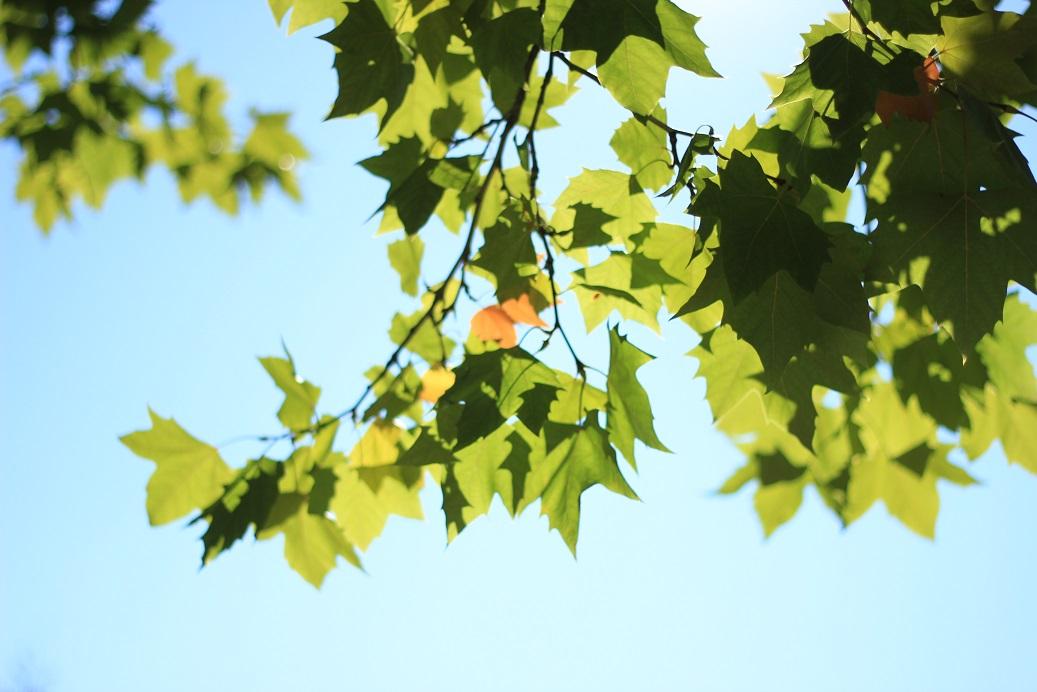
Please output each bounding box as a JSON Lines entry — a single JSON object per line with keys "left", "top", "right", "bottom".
{"left": 360, "top": 138, "right": 450, "bottom": 234}
{"left": 397, "top": 427, "right": 458, "bottom": 466}
{"left": 863, "top": 107, "right": 1037, "bottom": 351}
{"left": 269, "top": 0, "right": 348, "bottom": 34}
{"left": 321, "top": 0, "right": 414, "bottom": 122}
{"left": 259, "top": 355, "right": 321, "bottom": 431}
{"left": 241, "top": 112, "right": 309, "bottom": 200}
{"left": 389, "top": 304, "right": 453, "bottom": 364}
{"left": 542, "top": 0, "right": 575, "bottom": 47}
{"left": 812, "top": 224, "right": 871, "bottom": 334}
{"left": 606, "top": 326, "right": 669, "bottom": 467}
{"left": 931, "top": 451, "right": 979, "bottom": 487}
{"left": 975, "top": 294, "right": 1037, "bottom": 403}
{"left": 716, "top": 461, "right": 757, "bottom": 495}
{"left": 444, "top": 349, "right": 560, "bottom": 427}
{"left": 469, "top": 210, "right": 540, "bottom": 299}
{"left": 771, "top": 32, "right": 883, "bottom": 129}
{"left": 556, "top": 203, "right": 615, "bottom": 249}
{"left": 435, "top": 424, "right": 534, "bottom": 538}
{"left": 519, "top": 418, "right": 639, "bottom": 554}
{"left": 572, "top": 253, "right": 664, "bottom": 332}
{"left": 196, "top": 457, "right": 283, "bottom": 564}
{"left": 963, "top": 385, "right": 1037, "bottom": 473}
{"left": 551, "top": 169, "right": 657, "bottom": 247}
{"left": 709, "top": 152, "right": 831, "bottom": 301}
{"left": 259, "top": 494, "right": 362, "bottom": 587}
{"left": 692, "top": 325, "right": 764, "bottom": 422}
{"left": 754, "top": 475, "right": 806, "bottom": 537}
{"left": 332, "top": 464, "right": 423, "bottom": 550}
{"left": 871, "top": 193, "right": 1010, "bottom": 353}
{"left": 610, "top": 115, "right": 673, "bottom": 191}
{"left": 632, "top": 222, "right": 698, "bottom": 284}
{"left": 937, "top": 12, "right": 1037, "bottom": 102}
{"left": 470, "top": 8, "right": 540, "bottom": 109}
{"left": 728, "top": 271, "right": 820, "bottom": 376}
{"left": 558, "top": 0, "right": 718, "bottom": 113}
{"left": 850, "top": 383, "right": 941, "bottom": 537}
{"left": 855, "top": 383, "right": 936, "bottom": 460}
{"left": 881, "top": 456, "right": 940, "bottom": 539}
{"left": 892, "top": 333, "right": 984, "bottom": 428}
{"left": 859, "top": 0, "right": 949, "bottom": 35}
{"left": 549, "top": 373, "right": 608, "bottom": 424}
{"left": 121, "top": 409, "right": 233, "bottom": 526}
{"left": 412, "top": 6, "right": 465, "bottom": 73}
{"left": 439, "top": 464, "right": 471, "bottom": 541}
{"left": 753, "top": 99, "right": 865, "bottom": 191}
{"left": 388, "top": 235, "right": 425, "bottom": 296}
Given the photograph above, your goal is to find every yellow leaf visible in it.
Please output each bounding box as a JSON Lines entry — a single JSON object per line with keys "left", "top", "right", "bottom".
{"left": 420, "top": 366, "right": 456, "bottom": 404}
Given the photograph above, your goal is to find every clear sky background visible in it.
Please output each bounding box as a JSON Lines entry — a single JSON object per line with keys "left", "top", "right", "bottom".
{"left": 2, "top": 1, "right": 1036, "bottom": 690}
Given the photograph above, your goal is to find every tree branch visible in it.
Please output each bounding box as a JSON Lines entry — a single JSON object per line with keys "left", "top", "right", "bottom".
{"left": 521, "top": 50, "right": 556, "bottom": 220}
{"left": 251, "top": 43, "right": 544, "bottom": 446}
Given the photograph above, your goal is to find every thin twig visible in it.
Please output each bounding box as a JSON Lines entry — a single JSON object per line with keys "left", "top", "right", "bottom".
{"left": 456, "top": 45, "right": 541, "bottom": 296}
{"left": 449, "top": 117, "right": 504, "bottom": 147}
{"left": 522, "top": 51, "right": 555, "bottom": 205}
{"left": 247, "top": 44, "right": 544, "bottom": 446}
{"left": 551, "top": 51, "right": 698, "bottom": 139}
{"left": 839, "top": 0, "right": 890, "bottom": 47}
{"left": 939, "top": 83, "right": 1037, "bottom": 127}
{"left": 535, "top": 228, "right": 587, "bottom": 378}
{"left": 989, "top": 102, "right": 1037, "bottom": 126}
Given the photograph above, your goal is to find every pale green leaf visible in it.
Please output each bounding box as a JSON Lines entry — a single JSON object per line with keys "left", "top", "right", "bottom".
{"left": 388, "top": 235, "right": 425, "bottom": 296}
{"left": 520, "top": 419, "right": 638, "bottom": 554}
{"left": 606, "top": 326, "right": 669, "bottom": 468}
{"left": 259, "top": 355, "right": 321, "bottom": 431}
{"left": 121, "top": 409, "right": 233, "bottom": 526}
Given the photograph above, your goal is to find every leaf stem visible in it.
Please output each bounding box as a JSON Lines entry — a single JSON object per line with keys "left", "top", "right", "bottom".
{"left": 535, "top": 228, "right": 587, "bottom": 379}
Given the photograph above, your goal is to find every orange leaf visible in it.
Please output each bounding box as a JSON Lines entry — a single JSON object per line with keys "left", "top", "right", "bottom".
{"left": 500, "top": 293, "right": 547, "bottom": 328}
{"left": 875, "top": 56, "right": 940, "bottom": 125}
{"left": 420, "top": 366, "right": 456, "bottom": 404}
{"left": 916, "top": 56, "right": 940, "bottom": 93}
{"left": 471, "top": 306, "right": 517, "bottom": 348}
{"left": 876, "top": 91, "right": 936, "bottom": 124}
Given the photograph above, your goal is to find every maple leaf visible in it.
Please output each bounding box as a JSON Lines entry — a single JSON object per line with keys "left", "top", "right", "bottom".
{"left": 120, "top": 409, "right": 233, "bottom": 526}
{"left": 500, "top": 293, "right": 548, "bottom": 328}
{"left": 471, "top": 305, "right": 518, "bottom": 348}
{"left": 875, "top": 57, "right": 940, "bottom": 125}
{"left": 470, "top": 293, "right": 548, "bottom": 348}
{"left": 419, "top": 366, "right": 456, "bottom": 404}
{"left": 70, "top": 0, "right": 1037, "bottom": 581}
{"left": 519, "top": 418, "right": 639, "bottom": 554}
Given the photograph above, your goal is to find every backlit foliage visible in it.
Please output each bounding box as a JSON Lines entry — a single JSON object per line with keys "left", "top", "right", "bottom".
{"left": 5, "top": 0, "right": 1037, "bottom": 587}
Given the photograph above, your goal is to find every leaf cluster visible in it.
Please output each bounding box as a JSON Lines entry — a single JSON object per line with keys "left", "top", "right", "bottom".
{"left": 1, "top": 0, "right": 307, "bottom": 230}
{"left": 11, "top": 0, "right": 1036, "bottom": 584}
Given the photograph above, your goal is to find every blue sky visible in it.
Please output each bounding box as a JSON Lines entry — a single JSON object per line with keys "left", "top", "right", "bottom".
{"left": 2, "top": 1, "right": 1036, "bottom": 690}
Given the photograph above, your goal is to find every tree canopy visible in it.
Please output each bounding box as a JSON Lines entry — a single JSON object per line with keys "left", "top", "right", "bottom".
{"left": 4, "top": 0, "right": 1037, "bottom": 587}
